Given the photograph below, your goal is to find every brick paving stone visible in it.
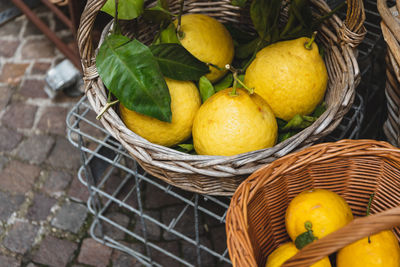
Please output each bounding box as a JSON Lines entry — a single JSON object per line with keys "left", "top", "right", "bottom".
{"left": 0, "top": 161, "right": 40, "bottom": 194}
{"left": 77, "top": 238, "right": 112, "bottom": 267}
{"left": 26, "top": 263, "right": 38, "bottom": 267}
{"left": 19, "top": 79, "right": 48, "bottom": 99}
{"left": 111, "top": 248, "right": 144, "bottom": 267}
{"left": 94, "top": 212, "right": 130, "bottom": 240}
{"left": 0, "top": 127, "right": 23, "bottom": 152}
{"left": 133, "top": 210, "right": 161, "bottom": 240}
{"left": 46, "top": 137, "right": 80, "bottom": 170}
{"left": 23, "top": 16, "right": 49, "bottom": 37}
{"left": 145, "top": 184, "right": 182, "bottom": 209}
{"left": 0, "top": 20, "right": 22, "bottom": 37}
{"left": 182, "top": 237, "right": 215, "bottom": 267}
{"left": 67, "top": 175, "right": 89, "bottom": 202}
{"left": 31, "top": 62, "right": 51, "bottom": 75}
{"left": 43, "top": 170, "right": 72, "bottom": 196}
{"left": 152, "top": 241, "right": 180, "bottom": 266}
{"left": 0, "top": 254, "right": 21, "bottom": 267}
{"left": 51, "top": 201, "right": 87, "bottom": 234}
{"left": 0, "top": 85, "right": 13, "bottom": 110}
{"left": 0, "top": 40, "right": 20, "bottom": 58}
{"left": 32, "top": 235, "right": 77, "bottom": 266}
{"left": 0, "top": 63, "right": 29, "bottom": 85}
{"left": 0, "top": 191, "right": 25, "bottom": 221}
{"left": 1, "top": 102, "right": 38, "bottom": 129}
{"left": 210, "top": 225, "right": 228, "bottom": 255}
{"left": 27, "top": 193, "right": 57, "bottom": 221}
{"left": 21, "top": 38, "right": 56, "bottom": 59}
{"left": 162, "top": 205, "right": 204, "bottom": 240}
{"left": 17, "top": 135, "right": 55, "bottom": 164}
{"left": 3, "top": 221, "right": 39, "bottom": 254}
{"left": 0, "top": 156, "right": 8, "bottom": 170}
{"left": 37, "top": 106, "right": 69, "bottom": 135}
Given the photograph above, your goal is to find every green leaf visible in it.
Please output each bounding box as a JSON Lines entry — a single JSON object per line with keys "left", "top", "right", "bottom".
{"left": 199, "top": 76, "right": 215, "bottom": 103}
{"left": 160, "top": 23, "right": 181, "bottom": 44}
{"left": 214, "top": 73, "right": 233, "bottom": 92}
{"left": 231, "top": 0, "right": 247, "bottom": 7}
{"left": 295, "top": 221, "right": 317, "bottom": 249}
{"left": 312, "top": 102, "right": 326, "bottom": 117}
{"left": 96, "top": 34, "right": 172, "bottom": 122}
{"left": 225, "top": 24, "right": 257, "bottom": 44}
{"left": 101, "top": 0, "right": 144, "bottom": 20}
{"left": 282, "top": 114, "right": 316, "bottom": 131}
{"left": 278, "top": 131, "right": 297, "bottom": 143}
{"left": 177, "top": 143, "right": 194, "bottom": 152}
{"left": 250, "top": 0, "right": 281, "bottom": 39}
{"left": 143, "top": 0, "right": 173, "bottom": 24}
{"left": 150, "top": 43, "right": 209, "bottom": 81}
{"left": 236, "top": 38, "right": 264, "bottom": 59}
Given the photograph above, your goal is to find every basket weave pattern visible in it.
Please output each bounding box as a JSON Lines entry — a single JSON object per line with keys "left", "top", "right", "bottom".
{"left": 226, "top": 139, "right": 400, "bottom": 266}
{"left": 77, "top": 0, "right": 366, "bottom": 196}
{"left": 378, "top": 0, "right": 400, "bottom": 147}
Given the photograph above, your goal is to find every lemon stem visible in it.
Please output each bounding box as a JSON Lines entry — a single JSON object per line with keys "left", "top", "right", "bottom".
{"left": 176, "top": 0, "right": 185, "bottom": 38}
{"left": 96, "top": 99, "right": 119, "bottom": 120}
{"left": 226, "top": 64, "right": 254, "bottom": 95}
{"left": 230, "top": 72, "right": 238, "bottom": 96}
{"left": 113, "top": 0, "right": 121, "bottom": 34}
{"left": 305, "top": 31, "right": 317, "bottom": 50}
{"left": 367, "top": 193, "right": 375, "bottom": 243}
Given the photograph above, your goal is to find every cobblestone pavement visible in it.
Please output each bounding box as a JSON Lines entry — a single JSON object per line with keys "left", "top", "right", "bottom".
{"left": 0, "top": 5, "right": 229, "bottom": 267}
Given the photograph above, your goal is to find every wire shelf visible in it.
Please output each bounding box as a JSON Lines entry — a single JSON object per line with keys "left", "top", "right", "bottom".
{"left": 66, "top": 85, "right": 364, "bottom": 266}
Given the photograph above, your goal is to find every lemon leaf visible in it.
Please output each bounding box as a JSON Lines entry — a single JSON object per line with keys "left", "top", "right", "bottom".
{"left": 96, "top": 34, "right": 172, "bottom": 122}
{"left": 231, "top": 0, "right": 247, "bottom": 7}
{"left": 199, "top": 76, "right": 215, "bottom": 103}
{"left": 143, "top": 0, "right": 173, "bottom": 24}
{"left": 250, "top": 0, "right": 281, "bottom": 40}
{"left": 150, "top": 43, "right": 209, "bottom": 81}
{"left": 101, "top": 0, "right": 143, "bottom": 20}
{"left": 214, "top": 74, "right": 233, "bottom": 92}
{"left": 159, "top": 23, "right": 181, "bottom": 44}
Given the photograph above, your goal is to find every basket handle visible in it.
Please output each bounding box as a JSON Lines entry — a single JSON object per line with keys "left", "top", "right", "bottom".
{"left": 282, "top": 206, "right": 400, "bottom": 267}
{"left": 377, "top": 0, "right": 400, "bottom": 42}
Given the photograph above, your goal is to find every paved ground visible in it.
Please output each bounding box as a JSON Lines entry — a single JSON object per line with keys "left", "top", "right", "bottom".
{"left": 0, "top": 4, "right": 229, "bottom": 267}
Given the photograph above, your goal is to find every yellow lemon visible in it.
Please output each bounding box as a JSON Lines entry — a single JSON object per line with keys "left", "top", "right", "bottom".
{"left": 192, "top": 88, "right": 277, "bottom": 156}
{"left": 120, "top": 78, "right": 201, "bottom": 147}
{"left": 244, "top": 37, "right": 328, "bottom": 121}
{"left": 266, "top": 242, "right": 331, "bottom": 267}
{"left": 337, "top": 230, "right": 400, "bottom": 267}
{"left": 174, "top": 14, "right": 234, "bottom": 82}
{"left": 285, "top": 189, "right": 353, "bottom": 242}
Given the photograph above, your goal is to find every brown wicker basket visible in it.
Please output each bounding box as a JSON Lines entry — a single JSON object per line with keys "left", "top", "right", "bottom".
{"left": 77, "top": 0, "right": 366, "bottom": 196}
{"left": 226, "top": 139, "right": 400, "bottom": 266}
{"left": 378, "top": 0, "right": 400, "bottom": 147}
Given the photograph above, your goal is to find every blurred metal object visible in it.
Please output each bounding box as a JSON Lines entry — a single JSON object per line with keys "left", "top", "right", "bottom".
{"left": 45, "top": 59, "right": 83, "bottom": 98}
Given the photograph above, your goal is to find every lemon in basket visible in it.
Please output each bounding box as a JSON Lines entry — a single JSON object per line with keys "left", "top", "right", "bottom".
{"left": 173, "top": 14, "right": 234, "bottom": 83}
{"left": 337, "top": 230, "right": 400, "bottom": 267}
{"left": 192, "top": 88, "right": 277, "bottom": 156}
{"left": 266, "top": 242, "right": 331, "bottom": 267}
{"left": 119, "top": 78, "right": 201, "bottom": 147}
{"left": 244, "top": 36, "right": 328, "bottom": 121}
{"left": 285, "top": 189, "right": 353, "bottom": 243}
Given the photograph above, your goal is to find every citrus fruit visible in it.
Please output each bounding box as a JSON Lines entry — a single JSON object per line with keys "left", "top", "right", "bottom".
{"left": 119, "top": 78, "right": 201, "bottom": 147}
{"left": 337, "top": 230, "right": 400, "bottom": 267}
{"left": 244, "top": 36, "right": 328, "bottom": 121}
{"left": 192, "top": 88, "right": 277, "bottom": 156}
{"left": 285, "top": 189, "right": 353, "bottom": 242}
{"left": 173, "top": 14, "right": 234, "bottom": 83}
{"left": 266, "top": 242, "right": 331, "bottom": 267}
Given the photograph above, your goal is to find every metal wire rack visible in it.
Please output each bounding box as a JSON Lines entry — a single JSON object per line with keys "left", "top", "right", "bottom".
{"left": 66, "top": 87, "right": 364, "bottom": 266}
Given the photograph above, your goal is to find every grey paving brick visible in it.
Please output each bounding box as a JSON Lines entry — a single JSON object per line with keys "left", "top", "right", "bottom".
{"left": 51, "top": 201, "right": 87, "bottom": 234}
{"left": 19, "top": 79, "right": 48, "bottom": 99}
{"left": 67, "top": 175, "right": 89, "bottom": 202}
{"left": 27, "top": 193, "right": 57, "bottom": 221}
{"left": 0, "top": 254, "right": 20, "bottom": 267}
{"left": 133, "top": 210, "right": 161, "bottom": 240}
{"left": 43, "top": 170, "right": 72, "bottom": 196}
{"left": 0, "top": 191, "right": 25, "bottom": 221}
{"left": 46, "top": 137, "right": 80, "bottom": 170}
{"left": 0, "top": 127, "right": 22, "bottom": 152}
{"left": 0, "top": 161, "right": 40, "bottom": 194}
{"left": 152, "top": 241, "right": 180, "bottom": 266}
{"left": 0, "top": 85, "right": 13, "bottom": 111}
{"left": 94, "top": 212, "right": 130, "bottom": 240}
{"left": 3, "top": 221, "right": 39, "bottom": 254}
{"left": 1, "top": 102, "right": 38, "bottom": 130}
{"left": 145, "top": 184, "right": 182, "bottom": 209}
{"left": 0, "top": 20, "right": 22, "bottom": 37}
{"left": 32, "top": 235, "right": 77, "bottom": 266}
{"left": 162, "top": 205, "right": 204, "bottom": 240}
{"left": 37, "top": 106, "right": 69, "bottom": 135}
{"left": 17, "top": 135, "right": 55, "bottom": 164}
{"left": 182, "top": 237, "right": 215, "bottom": 266}
{"left": 77, "top": 238, "right": 112, "bottom": 267}
{"left": 0, "top": 40, "right": 19, "bottom": 58}
{"left": 30, "top": 62, "right": 51, "bottom": 75}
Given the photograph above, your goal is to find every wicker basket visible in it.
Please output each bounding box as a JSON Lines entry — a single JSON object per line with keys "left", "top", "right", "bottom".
{"left": 77, "top": 0, "right": 366, "bottom": 196}
{"left": 226, "top": 139, "right": 400, "bottom": 266}
{"left": 378, "top": 0, "right": 400, "bottom": 146}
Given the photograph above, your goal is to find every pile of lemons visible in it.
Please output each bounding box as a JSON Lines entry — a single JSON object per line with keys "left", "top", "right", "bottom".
{"left": 120, "top": 14, "right": 328, "bottom": 156}
{"left": 266, "top": 188, "right": 400, "bottom": 267}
